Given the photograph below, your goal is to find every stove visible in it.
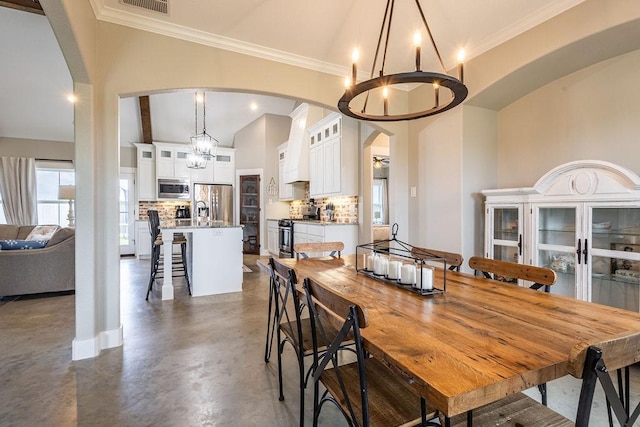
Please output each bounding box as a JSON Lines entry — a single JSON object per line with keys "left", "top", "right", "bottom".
{"left": 278, "top": 219, "right": 294, "bottom": 258}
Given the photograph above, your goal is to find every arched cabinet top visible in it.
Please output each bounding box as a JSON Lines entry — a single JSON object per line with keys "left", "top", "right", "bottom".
{"left": 483, "top": 160, "right": 640, "bottom": 202}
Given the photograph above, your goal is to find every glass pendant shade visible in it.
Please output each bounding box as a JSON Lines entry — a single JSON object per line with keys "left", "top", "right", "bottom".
{"left": 186, "top": 151, "right": 207, "bottom": 169}
{"left": 190, "top": 132, "right": 217, "bottom": 160}
{"left": 187, "top": 91, "right": 219, "bottom": 168}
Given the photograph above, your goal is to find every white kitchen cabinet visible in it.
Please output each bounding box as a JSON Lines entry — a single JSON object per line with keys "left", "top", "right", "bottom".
{"left": 278, "top": 142, "right": 305, "bottom": 201}
{"left": 308, "top": 113, "right": 357, "bottom": 198}
{"left": 484, "top": 160, "right": 640, "bottom": 312}
{"left": 135, "top": 220, "right": 152, "bottom": 259}
{"left": 267, "top": 220, "right": 279, "bottom": 255}
{"left": 293, "top": 222, "right": 358, "bottom": 256}
{"left": 154, "top": 142, "right": 192, "bottom": 179}
{"left": 309, "top": 143, "right": 323, "bottom": 197}
{"left": 134, "top": 143, "right": 156, "bottom": 200}
{"left": 213, "top": 147, "right": 235, "bottom": 184}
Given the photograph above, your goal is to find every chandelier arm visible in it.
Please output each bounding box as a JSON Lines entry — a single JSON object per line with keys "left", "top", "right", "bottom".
{"left": 415, "top": 0, "right": 447, "bottom": 73}
{"left": 194, "top": 92, "right": 198, "bottom": 135}
{"left": 362, "top": 0, "right": 392, "bottom": 114}
{"left": 202, "top": 92, "right": 207, "bottom": 133}
{"left": 380, "top": 0, "right": 395, "bottom": 77}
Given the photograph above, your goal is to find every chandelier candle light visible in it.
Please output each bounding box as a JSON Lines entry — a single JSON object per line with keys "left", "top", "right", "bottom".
{"left": 338, "top": 0, "right": 468, "bottom": 121}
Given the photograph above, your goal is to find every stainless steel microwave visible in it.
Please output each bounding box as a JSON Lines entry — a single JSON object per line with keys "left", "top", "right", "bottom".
{"left": 158, "top": 178, "right": 190, "bottom": 199}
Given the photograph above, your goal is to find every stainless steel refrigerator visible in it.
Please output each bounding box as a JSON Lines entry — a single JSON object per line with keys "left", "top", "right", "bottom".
{"left": 192, "top": 183, "right": 234, "bottom": 223}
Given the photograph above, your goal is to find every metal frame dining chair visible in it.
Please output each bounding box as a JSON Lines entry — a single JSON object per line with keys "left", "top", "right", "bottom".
{"left": 468, "top": 256, "right": 557, "bottom": 293}
{"left": 269, "top": 257, "right": 345, "bottom": 427}
{"left": 411, "top": 247, "right": 464, "bottom": 271}
{"left": 446, "top": 331, "right": 640, "bottom": 427}
{"left": 303, "top": 276, "right": 439, "bottom": 427}
{"left": 294, "top": 241, "right": 344, "bottom": 260}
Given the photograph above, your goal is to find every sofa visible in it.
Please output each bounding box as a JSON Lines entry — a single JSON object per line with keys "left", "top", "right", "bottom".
{"left": 0, "top": 225, "right": 75, "bottom": 297}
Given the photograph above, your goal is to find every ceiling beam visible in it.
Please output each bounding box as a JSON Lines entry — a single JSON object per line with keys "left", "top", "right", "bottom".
{"left": 139, "top": 96, "right": 153, "bottom": 144}
{"left": 0, "top": 0, "right": 44, "bottom": 15}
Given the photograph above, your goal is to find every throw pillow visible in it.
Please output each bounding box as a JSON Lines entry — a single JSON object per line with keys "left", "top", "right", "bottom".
{"left": 25, "top": 225, "right": 60, "bottom": 242}
{"left": 0, "top": 240, "right": 49, "bottom": 250}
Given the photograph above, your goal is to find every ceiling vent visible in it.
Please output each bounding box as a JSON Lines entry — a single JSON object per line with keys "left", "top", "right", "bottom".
{"left": 121, "top": 0, "right": 168, "bottom": 14}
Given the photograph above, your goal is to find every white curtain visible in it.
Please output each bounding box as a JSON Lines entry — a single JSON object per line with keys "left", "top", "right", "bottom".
{"left": 0, "top": 157, "right": 38, "bottom": 225}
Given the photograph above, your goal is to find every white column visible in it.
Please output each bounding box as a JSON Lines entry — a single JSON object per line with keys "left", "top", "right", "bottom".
{"left": 162, "top": 229, "right": 175, "bottom": 300}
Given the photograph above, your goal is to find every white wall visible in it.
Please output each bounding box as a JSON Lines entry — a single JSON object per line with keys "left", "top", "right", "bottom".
{"left": 233, "top": 113, "right": 291, "bottom": 223}
{"left": 462, "top": 106, "right": 498, "bottom": 263}
{"left": 0, "top": 137, "right": 73, "bottom": 160}
{"left": 418, "top": 109, "right": 463, "bottom": 254}
{"left": 498, "top": 48, "right": 640, "bottom": 188}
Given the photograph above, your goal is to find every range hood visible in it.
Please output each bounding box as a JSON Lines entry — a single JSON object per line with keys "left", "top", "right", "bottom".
{"left": 282, "top": 103, "right": 323, "bottom": 184}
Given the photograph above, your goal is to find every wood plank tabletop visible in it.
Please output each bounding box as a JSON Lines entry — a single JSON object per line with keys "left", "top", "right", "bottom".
{"left": 259, "top": 255, "right": 640, "bottom": 417}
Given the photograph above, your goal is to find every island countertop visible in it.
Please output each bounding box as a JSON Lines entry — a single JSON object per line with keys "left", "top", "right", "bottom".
{"left": 160, "top": 219, "right": 243, "bottom": 229}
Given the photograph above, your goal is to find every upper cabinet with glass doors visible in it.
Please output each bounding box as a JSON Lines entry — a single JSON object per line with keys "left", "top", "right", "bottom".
{"left": 483, "top": 161, "right": 640, "bottom": 312}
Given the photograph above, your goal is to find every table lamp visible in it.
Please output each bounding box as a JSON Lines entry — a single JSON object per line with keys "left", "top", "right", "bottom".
{"left": 58, "top": 185, "right": 75, "bottom": 227}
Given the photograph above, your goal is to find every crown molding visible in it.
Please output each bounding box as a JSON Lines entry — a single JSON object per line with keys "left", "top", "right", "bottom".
{"left": 89, "top": 0, "right": 354, "bottom": 79}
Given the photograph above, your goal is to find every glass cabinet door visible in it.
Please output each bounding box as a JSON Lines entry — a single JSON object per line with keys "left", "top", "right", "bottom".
{"left": 588, "top": 206, "right": 640, "bottom": 311}
{"left": 488, "top": 205, "right": 522, "bottom": 263}
{"left": 239, "top": 175, "right": 260, "bottom": 254}
{"left": 534, "top": 206, "right": 579, "bottom": 298}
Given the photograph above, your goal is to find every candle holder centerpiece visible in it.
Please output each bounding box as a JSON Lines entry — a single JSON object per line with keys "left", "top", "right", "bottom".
{"left": 356, "top": 223, "right": 446, "bottom": 296}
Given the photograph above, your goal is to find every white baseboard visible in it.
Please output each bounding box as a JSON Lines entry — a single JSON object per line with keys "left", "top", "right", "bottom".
{"left": 100, "top": 324, "right": 124, "bottom": 349}
{"left": 72, "top": 336, "right": 100, "bottom": 360}
{"left": 72, "top": 325, "right": 124, "bottom": 361}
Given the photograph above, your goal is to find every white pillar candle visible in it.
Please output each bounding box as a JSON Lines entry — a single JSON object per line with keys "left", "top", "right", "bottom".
{"left": 400, "top": 264, "right": 415, "bottom": 285}
{"left": 387, "top": 260, "right": 401, "bottom": 280}
{"left": 415, "top": 266, "right": 434, "bottom": 291}
{"left": 366, "top": 253, "right": 376, "bottom": 271}
{"left": 374, "top": 256, "right": 387, "bottom": 276}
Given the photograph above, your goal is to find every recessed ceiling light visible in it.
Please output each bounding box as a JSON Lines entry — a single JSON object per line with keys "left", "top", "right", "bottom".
{"left": 67, "top": 94, "right": 77, "bottom": 104}
{"left": 250, "top": 102, "right": 258, "bottom": 111}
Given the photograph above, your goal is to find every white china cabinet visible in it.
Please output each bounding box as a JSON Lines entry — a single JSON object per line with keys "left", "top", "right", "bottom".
{"left": 484, "top": 161, "right": 640, "bottom": 312}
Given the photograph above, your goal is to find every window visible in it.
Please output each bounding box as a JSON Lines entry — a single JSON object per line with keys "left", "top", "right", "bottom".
{"left": 36, "top": 162, "right": 75, "bottom": 226}
{"left": 372, "top": 179, "right": 387, "bottom": 225}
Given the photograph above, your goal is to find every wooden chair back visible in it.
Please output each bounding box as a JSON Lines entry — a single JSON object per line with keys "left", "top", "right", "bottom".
{"left": 303, "top": 276, "right": 367, "bottom": 331}
{"left": 468, "top": 256, "right": 556, "bottom": 291}
{"left": 568, "top": 331, "right": 640, "bottom": 379}
{"left": 568, "top": 331, "right": 640, "bottom": 426}
{"left": 411, "top": 247, "right": 463, "bottom": 271}
{"left": 147, "top": 210, "right": 161, "bottom": 241}
{"left": 303, "top": 276, "right": 369, "bottom": 425}
{"left": 269, "top": 257, "right": 303, "bottom": 347}
{"left": 294, "top": 241, "right": 344, "bottom": 260}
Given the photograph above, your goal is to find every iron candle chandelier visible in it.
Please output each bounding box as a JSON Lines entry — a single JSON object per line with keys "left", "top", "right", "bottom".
{"left": 338, "top": 0, "right": 468, "bottom": 122}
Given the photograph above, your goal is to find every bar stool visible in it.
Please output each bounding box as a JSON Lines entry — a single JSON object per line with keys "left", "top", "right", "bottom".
{"left": 145, "top": 210, "right": 191, "bottom": 300}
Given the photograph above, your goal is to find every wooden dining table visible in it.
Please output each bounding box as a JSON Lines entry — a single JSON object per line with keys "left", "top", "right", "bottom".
{"left": 258, "top": 254, "right": 640, "bottom": 418}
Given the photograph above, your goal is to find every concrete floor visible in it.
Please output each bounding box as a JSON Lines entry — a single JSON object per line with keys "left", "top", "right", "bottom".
{"left": 0, "top": 255, "right": 637, "bottom": 426}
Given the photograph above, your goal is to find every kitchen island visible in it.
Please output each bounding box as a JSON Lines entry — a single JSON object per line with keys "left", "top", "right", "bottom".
{"left": 159, "top": 220, "right": 243, "bottom": 300}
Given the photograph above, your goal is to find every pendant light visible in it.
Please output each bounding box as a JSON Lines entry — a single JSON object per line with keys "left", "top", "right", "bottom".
{"left": 338, "top": 0, "right": 468, "bottom": 122}
{"left": 190, "top": 91, "right": 218, "bottom": 160}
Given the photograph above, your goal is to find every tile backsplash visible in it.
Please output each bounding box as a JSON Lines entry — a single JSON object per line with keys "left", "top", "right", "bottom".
{"left": 139, "top": 201, "right": 190, "bottom": 220}
{"left": 289, "top": 195, "right": 358, "bottom": 223}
